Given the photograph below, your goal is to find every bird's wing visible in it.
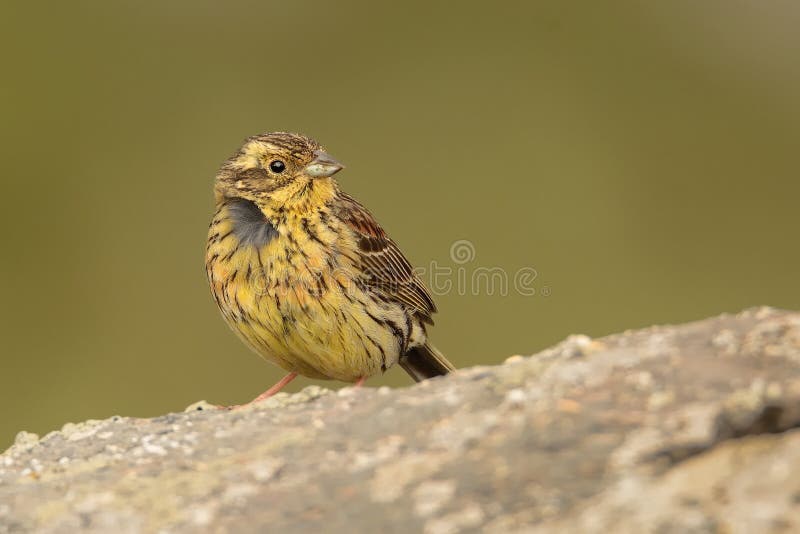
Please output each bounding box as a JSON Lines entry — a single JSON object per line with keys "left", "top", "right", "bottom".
{"left": 332, "top": 192, "right": 437, "bottom": 324}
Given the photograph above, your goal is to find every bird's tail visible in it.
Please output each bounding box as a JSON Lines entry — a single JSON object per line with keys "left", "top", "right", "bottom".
{"left": 400, "top": 342, "right": 456, "bottom": 382}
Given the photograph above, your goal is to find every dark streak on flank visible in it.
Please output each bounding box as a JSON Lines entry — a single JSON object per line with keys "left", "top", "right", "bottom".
{"left": 363, "top": 332, "right": 386, "bottom": 372}
{"left": 302, "top": 218, "right": 326, "bottom": 247}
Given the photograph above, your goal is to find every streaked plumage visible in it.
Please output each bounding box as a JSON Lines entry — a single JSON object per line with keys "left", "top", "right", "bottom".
{"left": 205, "top": 132, "right": 454, "bottom": 399}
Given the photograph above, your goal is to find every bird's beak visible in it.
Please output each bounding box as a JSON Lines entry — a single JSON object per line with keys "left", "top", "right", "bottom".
{"left": 304, "top": 150, "right": 344, "bottom": 178}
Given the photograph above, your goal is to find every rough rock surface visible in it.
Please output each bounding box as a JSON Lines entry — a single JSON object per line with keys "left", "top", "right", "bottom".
{"left": 2, "top": 308, "right": 800, "bottom": 533}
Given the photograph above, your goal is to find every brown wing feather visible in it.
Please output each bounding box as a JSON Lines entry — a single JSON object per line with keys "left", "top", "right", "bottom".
{"left": 333, "top": 192, "right": 437, "bottom": 323}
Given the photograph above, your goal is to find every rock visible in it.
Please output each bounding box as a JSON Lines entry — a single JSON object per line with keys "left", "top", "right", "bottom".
{"left": 2, "top": 308, "right": 800, "bottom": 533}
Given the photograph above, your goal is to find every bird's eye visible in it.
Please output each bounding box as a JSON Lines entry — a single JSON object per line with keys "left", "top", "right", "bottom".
{"left": 269, "top": 160, "right": 286, "bottom": 174}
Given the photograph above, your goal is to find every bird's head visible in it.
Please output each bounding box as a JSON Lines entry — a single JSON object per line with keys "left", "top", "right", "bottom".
{"left": 214, "top": 132, "right": 344, "bottom": 214}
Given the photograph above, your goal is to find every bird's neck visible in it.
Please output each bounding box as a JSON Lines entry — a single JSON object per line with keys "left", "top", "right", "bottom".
{"left": 262, "top": 177, "right": 338, "bottom": 220}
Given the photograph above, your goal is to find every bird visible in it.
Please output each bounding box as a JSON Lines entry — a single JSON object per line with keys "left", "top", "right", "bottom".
{"left": 205, "top": 132, "right": 455, "bottom": 405}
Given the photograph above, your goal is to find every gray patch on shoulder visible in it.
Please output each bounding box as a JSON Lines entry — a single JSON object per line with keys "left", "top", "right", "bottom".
{"left": 227, "top": 198, "right": 278, "bottom": 248}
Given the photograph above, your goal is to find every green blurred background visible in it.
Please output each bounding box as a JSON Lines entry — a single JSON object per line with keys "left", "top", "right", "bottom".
{"left": 1, "top": 1, "right": 798, "bottom": 448}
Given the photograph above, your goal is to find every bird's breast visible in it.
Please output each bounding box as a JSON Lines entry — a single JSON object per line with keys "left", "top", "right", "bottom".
{"left": 206, "top": 201, "right": 360, "bottom": 315}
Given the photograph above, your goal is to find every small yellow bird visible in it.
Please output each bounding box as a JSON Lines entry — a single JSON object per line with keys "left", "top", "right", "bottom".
{"left": 206, "top": 132, "right": 455, "bottom": 404}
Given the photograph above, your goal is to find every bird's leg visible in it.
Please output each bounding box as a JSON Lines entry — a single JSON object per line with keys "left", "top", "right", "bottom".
{"left": 249, "top": 372, "right": 299, "bottom": 402}
{"left": 354, "top": 376, "right": 367, "bottom": 388}
{"left": 222, "top": 372, "right": 298, "bottom": 410}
